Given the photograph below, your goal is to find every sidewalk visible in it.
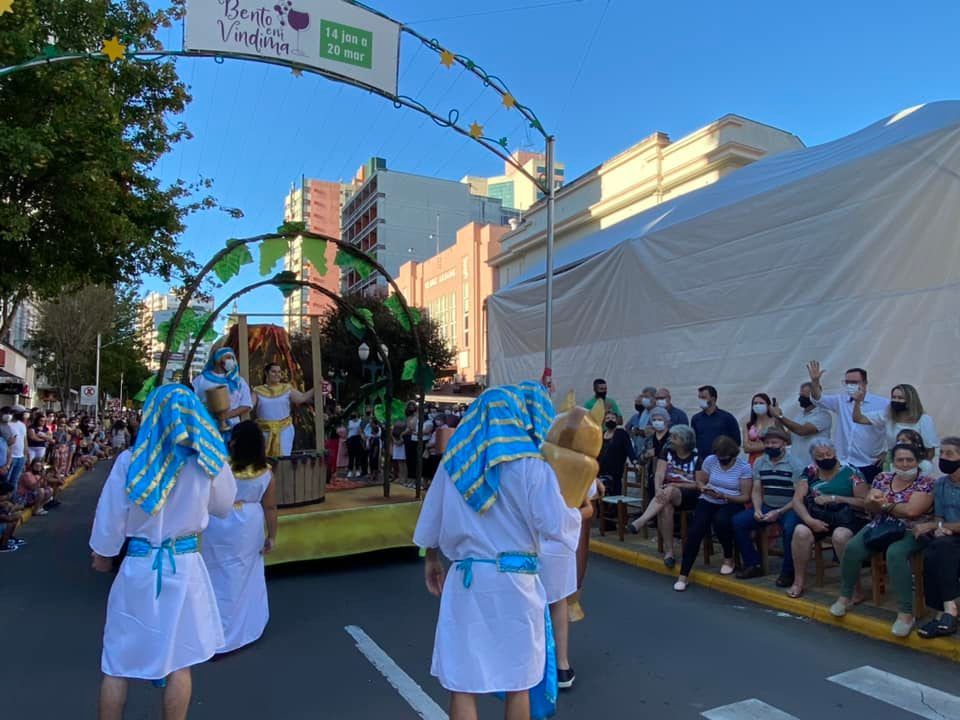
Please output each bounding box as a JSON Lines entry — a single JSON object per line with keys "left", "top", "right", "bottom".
{"left": 590, "top": 525, "right": 960, "bottom": 662}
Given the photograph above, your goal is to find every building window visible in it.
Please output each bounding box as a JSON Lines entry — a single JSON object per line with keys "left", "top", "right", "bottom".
{"left": 427, "top": 292, "right": 457, "bottom": 350}
{"left": 462, "top": 281, "right": 470, "bottom": 349}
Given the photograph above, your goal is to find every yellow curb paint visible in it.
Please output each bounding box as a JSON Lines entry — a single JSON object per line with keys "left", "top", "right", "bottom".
{"left": 591, "top": 540, "right": 960, "bottom": 663}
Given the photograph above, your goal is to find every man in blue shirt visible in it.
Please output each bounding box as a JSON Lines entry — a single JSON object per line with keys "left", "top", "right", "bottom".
{"left": 690, "top": 385, "right": 742, "bottom": 464}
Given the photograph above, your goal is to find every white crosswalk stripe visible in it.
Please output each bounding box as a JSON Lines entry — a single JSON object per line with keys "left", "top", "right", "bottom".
{"left": 828, "top": 665, "right": 960, "bottom": 720}
{"left": 701, "top": 699, "right": 800, "bottom": 719}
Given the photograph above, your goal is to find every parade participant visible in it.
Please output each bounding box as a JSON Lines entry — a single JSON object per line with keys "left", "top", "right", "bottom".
{"left": 202, "top": 420, "right": 277, "bottom": 654}
{"left": 192, "top": 347, "right": 252, "bottom": 439}
{"left": 89, "top": 385, "right": 238, "bottom": 720}
{"left": 414, "top": 382, "right": 582, "bottom": 720}
{"left": 251, "top": 362, "right": 314, "bottom": 457}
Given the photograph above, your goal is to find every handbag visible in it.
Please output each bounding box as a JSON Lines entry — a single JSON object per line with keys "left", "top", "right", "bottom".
{"left": 862, "top": 515, "right": 907, "bottom": 551}
{"left": 803, "top": 493, "right": 856, "bottom": 528}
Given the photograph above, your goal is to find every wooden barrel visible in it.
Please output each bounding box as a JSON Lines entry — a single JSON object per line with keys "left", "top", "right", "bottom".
{"left": 271, "top": 452, "right": 326, "bottom": 508}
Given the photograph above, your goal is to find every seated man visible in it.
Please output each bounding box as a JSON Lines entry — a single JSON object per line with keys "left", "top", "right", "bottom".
{"left": 0, "top": 482, "right": 23, "bottom": 552}
{"left": 733, "top": 427, "right": 806, "bottom": 586}
{"left": 414, "top": 382, "right": 582, "bottom": 720}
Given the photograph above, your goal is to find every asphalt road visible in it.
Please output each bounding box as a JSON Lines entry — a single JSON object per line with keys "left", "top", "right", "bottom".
{"left": 4, "top": 460, "right": 960, "bottom": 719}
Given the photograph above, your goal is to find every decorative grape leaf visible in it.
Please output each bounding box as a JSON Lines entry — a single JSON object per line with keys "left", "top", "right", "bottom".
{"left": 401, "top": 357, "right": 418, "bottom": 382}
{"left": 375, "top": 399, "right": 407, "bottom": 425}
{"left": 259, "top": 238, "right": 288, "bottom": 276}
{"left": 384, "top": 293, "right": 421, "bottom": 332}
{"left": 213, "top": 243, "right": 253, "bottom": 283}
{"left": 277, "top": 220, "right": 306, "bottom": 236}
{"left": 302, "top": 237, "right": 328, "bottom": 276}
{"left": 133, "top": 374, "right": 158, "bottom": 403}
{"left": 374, "top": 403, "right": 386, "bottom": 424}
{"left": 416, "top": 364, "right": 436, "bottom": 391}
{"left": 335, "top": 248, "right": 374, "bottom": 280}
{"left": 271, "top": 270, "right": 299, "bottom": 298}
{"left": 356, "top": 308, "right": 374, "bottom": 328}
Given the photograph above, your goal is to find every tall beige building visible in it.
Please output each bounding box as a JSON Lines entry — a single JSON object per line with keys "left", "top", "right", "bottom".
{"left": 461, "top": 150, "right": 566, "bottom": 211}
{"left": 489, "top": 114, "right": 804, "bottom": 286}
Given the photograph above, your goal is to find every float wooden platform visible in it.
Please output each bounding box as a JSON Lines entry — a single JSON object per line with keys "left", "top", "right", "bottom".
{"left": 266, "top": 483, "right": 422, "bottom": 566}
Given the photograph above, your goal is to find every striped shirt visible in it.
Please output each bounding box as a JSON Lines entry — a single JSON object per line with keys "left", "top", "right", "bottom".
{"left": 751, "top": 451, "right": 806, "bottom": 509}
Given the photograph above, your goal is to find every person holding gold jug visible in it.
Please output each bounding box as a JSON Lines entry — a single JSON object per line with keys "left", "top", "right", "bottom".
{"left": 192, "top": 347, "right": 252, "bottom": 439}
{"left": 251, "top": 362, "right": 314, "bottom": 457}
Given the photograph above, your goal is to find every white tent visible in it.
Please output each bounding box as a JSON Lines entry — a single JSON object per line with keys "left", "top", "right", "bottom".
{"left": 488, "top": 102, "right": 960, "bottom": 434}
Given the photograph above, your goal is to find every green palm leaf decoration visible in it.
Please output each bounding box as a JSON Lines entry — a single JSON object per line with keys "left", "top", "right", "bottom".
{"left": 213, "top": 241, "right": 253, "bottom": 283}
{"left": 302, "top": 237, "right": 328, "bottom": 276}
{"left": 335, "top": 248, "right": 374, "bottom": 280}
{"left": 259, "top": 238, "right": 289, "bottom": 276}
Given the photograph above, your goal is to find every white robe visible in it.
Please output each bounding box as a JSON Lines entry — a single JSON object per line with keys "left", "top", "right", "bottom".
{"left": 413, "top": 458, "right": 581, "bottom": 694}
{"left": 90, "top": 451, "right": 238, "bottom": 680}
{"left": 254, "top": 388, "right": 295, "bottom": 456}
{"left": 201, "top": 468, "right": 272, "bottom": 653}
{"left": 192, "top": 373, "right": 253, "bottom": 431}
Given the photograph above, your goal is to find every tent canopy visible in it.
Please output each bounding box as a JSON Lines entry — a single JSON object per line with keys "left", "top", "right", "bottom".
{"left": 488, "top": 101, "right": 960, "bottom": 436}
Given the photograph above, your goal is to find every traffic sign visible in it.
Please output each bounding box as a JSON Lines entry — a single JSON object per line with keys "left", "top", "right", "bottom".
{"left": 80, "top": 385, "right": 98, "bottom": 405}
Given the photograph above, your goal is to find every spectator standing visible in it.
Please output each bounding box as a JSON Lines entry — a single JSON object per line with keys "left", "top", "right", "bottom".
{"left": 597, "top": 412, "right": 636, "bottom": 498}
{"left": 365, "top": 419, "right": 382, "bottom": 481}
{"left": 0, "top": 413, "right": 8, "bottom": 482}
{"left": 690, "top": 386, "right": 742, "bottom": 464}
{"left": 7, "top": 407, "right": 27, "bottom": 494}
{"left": 807, "top": 361, "right": 888, "bottom": 484}
{"left": 915, "top": 437, "right": 960, "bottom": 639}
{"left": 27, "top": 415, "right": 51, "bottom": 463}
{"left": 733, "top": 427, "right": 806, "bottom": 585}
{"left": 743, "top": 393, "right": 777, "bottom": 465}
{"left": 772, "top": 382, "right": 832, "bottom": 464}
{"left": 625, "top": 387, "right": 657, "bottom": 454}
{"left": 345, "top": 413, "right": 364, "bottom": 478}
{"left": 584, "top": 378, "right": 622, "bottom": 419}
{"left": 853, "top": 384, "right": 937, "bottom": 462}
{"left": 654, "top": 388, "right": 689, "bottom": 427}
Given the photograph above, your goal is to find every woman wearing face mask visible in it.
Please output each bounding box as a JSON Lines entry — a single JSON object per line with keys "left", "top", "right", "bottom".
{"left": 192, "top": 347, "right": 253, "bottom": 439}
{"left": 787, "top": 439, "right": 868, "bottom": 599}
{"left": 743, "top": 393, "right": 776, "bottom": 465}
{"left": 894, "top": 429, "right": 934, "bottom": 477}
{"left": 596, "top": 412, "right": 637, "bottom": 498}
{"left": 853, "top": 384, "right": 937, "bottom": 464}
{"left": 829, "top": 443, "right": 934, "bottom": 637}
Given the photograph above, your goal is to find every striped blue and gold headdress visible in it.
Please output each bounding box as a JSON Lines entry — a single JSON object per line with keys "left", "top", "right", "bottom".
{"left": 126, "top": 384, "right": 229, "bottom": 515}
{"left": 441, "top": 381, "right": 556, "bottom": 513}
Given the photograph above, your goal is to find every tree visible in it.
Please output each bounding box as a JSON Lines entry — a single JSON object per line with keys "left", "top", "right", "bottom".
{"left": 289, "top": 293, "right": 455, "bottom": 409}
{"left": 28, "top": 284, "right": 149, "bottom": 412}
{"left": 0, "top": 0, "right": 227, "bottom": 340}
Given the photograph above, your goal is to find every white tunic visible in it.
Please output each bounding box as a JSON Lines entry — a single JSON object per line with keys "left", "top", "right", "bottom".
{"left": 90, "top": 451, "right": 238, "bottom": 680}
{"left": 192, "top": 373, "right": 253, "bottom": 431}
{"left": 201, "top": 468, "right": 272, "bottom": 653}
{"left": 254, "top": 387, "right": 295, "bottom": 456}
{"left": 413, "top": 458, "right": 581, "bottom": 693}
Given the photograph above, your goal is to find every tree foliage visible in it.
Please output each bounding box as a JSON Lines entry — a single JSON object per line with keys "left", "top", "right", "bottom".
{"left": 289, "top": 294, "right": 455, "bottom": 405}
{"left": 0, "top": 0, "right": 231, "bottom": 339}
{"left": 28, "top": 284, "right": 150, "bottom": 412}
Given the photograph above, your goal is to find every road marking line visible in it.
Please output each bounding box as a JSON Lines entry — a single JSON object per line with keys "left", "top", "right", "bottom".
{"left": 701, "top": 699, "right": 800, "bottom": 719}
{"left": 345, "top": 625, "right": 448, "bottom": 720}
{"left": 828, "top": 665, "right": 960, "bottom": 720}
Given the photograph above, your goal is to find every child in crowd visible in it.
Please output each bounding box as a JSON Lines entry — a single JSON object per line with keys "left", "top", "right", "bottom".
{"left": 0, "top": 482, "right": 24, "bottom": 553}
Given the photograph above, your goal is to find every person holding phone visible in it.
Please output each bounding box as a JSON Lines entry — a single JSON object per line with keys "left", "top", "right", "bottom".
{"left": 673, "top": 435, "right": 753, "bottom": 591}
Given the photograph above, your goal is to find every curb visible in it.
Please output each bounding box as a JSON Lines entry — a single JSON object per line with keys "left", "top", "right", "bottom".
{"left": 591, "top": 540, "right": 960, "bottom": 663}
{"left": 19, "top": 466, "right": 88, "bottom": 525}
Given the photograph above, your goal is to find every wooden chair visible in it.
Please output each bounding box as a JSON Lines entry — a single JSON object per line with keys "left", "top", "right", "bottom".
{"left": 758, "top": 524, "right": 784, "bottom": 575}
{"left": 869, "top": 553, "right": 925, "bottom": 613}
{"left": 813, "top": 537, "right": 834, "bottom": 587}
{"left": 623, "top": 463, "right": 648, "bottom": 537}
{"left": 656, "top": 508, "right": 713, "bottom": 566}
{"left": 598, "top": 495, "right": 645, "bottom": 541}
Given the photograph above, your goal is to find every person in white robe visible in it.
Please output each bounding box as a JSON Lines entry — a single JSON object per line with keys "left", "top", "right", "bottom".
{"left": 192, "top": 347, "right": 252, "bottom": 438}
{"left": 90, "top": 384, "right": 237, "bottom": 720}
{"left": 202, "top": 420, "right": 277, "bottom": 653}
{"left": 251, "top": 362, "right": 314, "bottom": 457}
{"left": 414, "top": 382, "right": 582, "bottom": 720}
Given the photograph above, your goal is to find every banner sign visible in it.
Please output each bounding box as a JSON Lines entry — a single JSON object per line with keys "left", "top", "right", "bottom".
{"left": 185, "top": 0, "right": 401, "bottom": 96}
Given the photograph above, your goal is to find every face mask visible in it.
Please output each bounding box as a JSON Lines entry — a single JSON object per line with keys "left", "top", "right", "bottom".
{"left": 222, "top": 359, "right": 237, "bottom": 372}
{"left": 604, "top": 420, "right": 617, "bottom": 430}
{"left": 894, "top": 467, "right": 918, "bottom": 480}
{"left": 764, "top": 446, "right": 782, "bottom": 459}
{"left": 595, "top": 391, "right": 606, "bottom": 400}
{"left": 753, "top": 403, "right": 768, "bottom": 416}
{"left": 798, "top": 396, "right": 813, "bottom": 409}
{"left": 815, "top": 457, "right": 838, "bottom": 471}
{"left": 889, "top": 400, "right": 907, "bottom": 414}
{"left": 845, "top": 383, "right": 860, "bottom": 396}
{"left": 655, "top": 399, "right": 668, "bottom": 408}
{"left": 635, "top": 404, "right": 643, "bottom": 412}
{"left": 640, "top": 397, "right": 652, "bottom": 408}
{"left": 651, "top": 420, "right": 665, "bottom": 431}
{"left": 697, "top": 399, "right": 710, "bottom": 410}
{"left": 939, "top": 457, "right": 960, "bottom": 475}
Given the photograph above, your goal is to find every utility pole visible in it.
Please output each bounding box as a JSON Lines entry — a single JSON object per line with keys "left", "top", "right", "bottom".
{"left": 94, "top": 332, "right": 102, "bottom": 423}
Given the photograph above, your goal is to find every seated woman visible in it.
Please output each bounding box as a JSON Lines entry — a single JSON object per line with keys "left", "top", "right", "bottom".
{"left": 829, "top": 443, "right": 934, "bottom": 637}
{"left": 915, "top": 436, "right": 960, "bottom": 639}
{"left": 627, "top": 424, "right": 698, "bottom": 568}
{"left": 787, "top": 439, "right": 868, "bottom": 599}
{"left": 201, "top": 420, "right": 277, "bottom": 654}
{"left": 14, "top": 459, "right": 54, "bottom": 516}
{"left": 674, "top": 435, "right": 752, "bottom": 592}
{"left": 251, "top": 362, "right": 314, "bottom": 457}
{"left": 894, "top": 428, "right": 934, "bottom": 477}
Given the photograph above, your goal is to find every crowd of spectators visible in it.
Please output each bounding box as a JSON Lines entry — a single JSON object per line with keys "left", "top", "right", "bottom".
{"left": 590, "top": 360, "right": 960, "bottom": 639}
{"left": 0, "top": 405, "right": 139, "bottom": 554}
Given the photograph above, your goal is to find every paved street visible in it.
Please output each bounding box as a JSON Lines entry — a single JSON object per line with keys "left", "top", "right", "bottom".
{"left": 4, "top": 460, "right": 960, "bottom": 719}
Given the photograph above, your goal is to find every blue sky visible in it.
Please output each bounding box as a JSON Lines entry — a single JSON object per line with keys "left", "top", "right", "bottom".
{"left": 145, "top": 0, "right": 960, "bottom": 318}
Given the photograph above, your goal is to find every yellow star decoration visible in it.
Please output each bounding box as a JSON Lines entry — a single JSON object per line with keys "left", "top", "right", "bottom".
{"left": 0, "top": 0, "right": 14, "bottom": 16}
{"left": 439, "top": 49, "right": 455, "bottom": 69}
{"left": 468, "top": 122, "right": 483, "bottom": 139}
{"left": 502, "top": 93, "right": 516, "bottom": 110}
{"left": 102, "top": 36, "right": 126, "bottom": 63}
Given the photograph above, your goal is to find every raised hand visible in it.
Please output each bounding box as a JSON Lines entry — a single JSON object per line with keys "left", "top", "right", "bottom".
{"left": 806, "top": 360, "right": 825, "bottom": 383}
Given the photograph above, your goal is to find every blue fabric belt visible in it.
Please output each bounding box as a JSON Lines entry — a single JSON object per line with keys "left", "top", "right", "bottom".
{"left": 454, "top": 552, "right": 539, "bottom": 588}
{"left": 127, "top": 534, "right": 201, "bottom": 598}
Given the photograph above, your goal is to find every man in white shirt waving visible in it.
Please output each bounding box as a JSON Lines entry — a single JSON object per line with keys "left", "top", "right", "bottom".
{"left": 807, "top": 361, "right": 888, "bottom": 484}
